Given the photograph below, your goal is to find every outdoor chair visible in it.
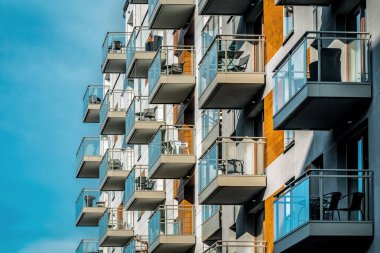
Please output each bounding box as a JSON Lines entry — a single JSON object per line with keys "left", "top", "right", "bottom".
{"left": 323, "top": 192, "right": 342, "bottom": 220}
{"left": 337, "top": 192, "right": 365, "bottom": 220}
{"left": 228, "top": 55, "right": 250, "bottom": 72}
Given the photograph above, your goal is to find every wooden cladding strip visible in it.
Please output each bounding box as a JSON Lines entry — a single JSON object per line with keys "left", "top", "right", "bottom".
{"left": 264, "top": 91, "right": 284, "bottom": 167}
{"left": 263, "top": 0, "right": 283, "bottom": 64}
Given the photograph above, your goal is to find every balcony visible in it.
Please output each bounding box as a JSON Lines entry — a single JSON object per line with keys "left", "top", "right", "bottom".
{"left": 273, "top": 32, "right": 371, "bottom": 130}
{"left": 124, "top": 165, "right": 166, "bottom": 211}
{"left": 198, "top": 35, "right": 265, "bottom": 109}
{"left": 126, "top": 27, "right": 164, "bottom": 78}
{"left": 198, "top": 0, "right": 253, "bottom": 15}
{"left": 148, "top": 0, "right": 195, "bottom": 29}
{"left": 201, "top": 110, "right": 221, "bottom": 156}
{"left": 83, "top": 85, "right": 105, "bottom": 123}
{"left": 124, "top": 236, "right": 148, "bottom": 253}
{"left": 148, "top": 125, "right": 196, "bottom": 179}
{"left": 198, "top": 137, "right": 266, "bottom": 205}
{"left": 203, "top": 241, "right": 267, "bottom": 253}
{"left": 99, "top": 208, "right": 134, "bottom": 247}
{"left": 201, "top": 205, "right": 221, "bottom": 245}
{"left": 76, "top": 137, "right": 109, "bottom": 178}
{"left": 100, "top": 89, "right": 134, "bottom": 135}
{"left": 274, "top": 169, "right": 373, "bottom": 253}
{"left": 76, "top": 240, "right": 98, "bottom": 253}
{"left": 102, "top": 32, "right": 131, "bottom": 73}
{"left": 148, "top": 46, "right": 196, "bottom": 104}
{"left": 99, "top": 148, "right": 134, "bottom": 191}
{"left": 275, "top": 0, "right": 330, "bottom": 6}
{"left": 125, "top": 96, "right": 165, "bottom": 145}
{"left": 75, "top": 189, "right": 107, "bottom": 226}
{"left": 148, "top": 205, "right": 195, "bottom": 253}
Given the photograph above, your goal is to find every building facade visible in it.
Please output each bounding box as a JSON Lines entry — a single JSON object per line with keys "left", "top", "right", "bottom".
{"left": 75, "top": 0, "right": 380, "bottom": 252}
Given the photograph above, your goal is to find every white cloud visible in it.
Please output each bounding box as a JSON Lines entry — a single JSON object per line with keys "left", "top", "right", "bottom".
{"left": 18, "top": 238, "right": 77, "bottom": 253}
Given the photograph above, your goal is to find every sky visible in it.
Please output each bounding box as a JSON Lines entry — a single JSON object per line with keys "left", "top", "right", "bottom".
{"left": 0, "top": 1, "right": 124, "bottom": 252}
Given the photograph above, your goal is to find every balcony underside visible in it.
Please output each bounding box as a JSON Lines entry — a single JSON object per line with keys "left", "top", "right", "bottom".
{"left": 76, "top": 207, "right": 106, "bottom": 226}
{"left": 83, "top": 104, "right": 101, "bottom": 123}
{"left": 273, "top": 82, "right": 372, "bottom": 130}
{"left": 149, "top": 75, "right": 196, "bottom": 104}
{"left": 198, "top": 0, "right": 252, "bottom": 15}
{"left": 99, "top": 230, "right": 134, "bottom": 247}
{"left": 102, "top": 53, "right": 126, "bottom": 73}
{"left": 274, "top": 221, "right": 373, "bottom": 253}
{"left": 100, "top": 111, "right": 126, "bottom": 135}
{"left": 199, "top": 175, "right": 267, "bottom": 205}
{"left": 199, "top": 73, "right": 265, "bottom": 109}
{"left": 76, "top": 157, "right": 102, "bottom": 178}
{"left": 148, "top": 235, "right": 196, "bottom": 253}
{"left": 275, "top": 0, "right": 331, "bottom": 6}
{"left": 149, "top": 155, "right": 196, "bottom": 179}
{"left": 126, "top": 121, "right": 164, "bottom": 145}
{"left": 130, "top": 0, "right": 148, "bottom": 3}
{"left": 202, "top": 212, "right": 222, "bottom": 245}
{"left": 100, "top": 171, "right": 130, "bottom": 191}
{"left": 127, "top": 52, "right": 156, "bottom": 78}
{"left": 124, "top": 191, "right": 166, "bottom": 211}
{"left": 149, "top": 1, "right": 195, "bottom": 29}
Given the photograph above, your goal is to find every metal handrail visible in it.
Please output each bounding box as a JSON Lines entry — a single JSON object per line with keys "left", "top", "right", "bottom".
{"left": 275, "top": 169, "right": 373, "bottom": 198}
{"left": 199, "top": 34, "right": 265, "bottom": 66}
{"left": 102, "top": 32, "right": 132, "bottom": 48}
{"left": 76, "top": 136, "right": 109, "bottom": 156}
{"left": 204, "top": 240, "right": 267, "bottom": 253}
{"left": 75, "top": 189, "right": 101, "bottom": 203}
{"left": 273, "top": 31, "right": 371, "bottom": 72}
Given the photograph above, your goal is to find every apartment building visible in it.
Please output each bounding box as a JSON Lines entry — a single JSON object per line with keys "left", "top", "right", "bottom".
{"left": 75, "top": 0, "right": 379, "bottom": 253}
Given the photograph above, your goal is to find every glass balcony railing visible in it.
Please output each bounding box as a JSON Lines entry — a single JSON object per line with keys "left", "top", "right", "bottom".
{"left": 99, "top": 89, "right": 134, "bottom": 127}
{"left": 76, "top": 240, "right": 99, "bottom": 253}
{"left": 202, "top": 205, "right": 220, "bottom": 224}
{"left": 148, "top": 46, "right": 195, "bottom": 93}
{"left": 75, "top": 189, "right": 106, "bottom": 221}
{"left": 126, "top": 27, "right": 164, "bottom": 71}
{"left": 124, "top": 237, "right": 148, "bottom": 253}
{"left": 201, "top": 110, "right": 220, "bottom": 142}
{"left": 99, "top": 208, "right": 134, "bottom": 241}
{"left": 102, "top": 32, "right": 131, "bottom": 64}
{"left": 201, "top": 16, "right": 221, "bottom": 58}
{"left": 76, "top": 137, "right": 110, "bottom": 172}
{"left": 124, "top": 165, "right": 165, "bottom": 206}
{"left": 125, "top": 96, "right": 165, "bottom": 138}
{"left": 99, "top": 148, "right": 134, "bottom": 184}
{"left": 203, "top": 241, "right": 267, "bottom": 253}
{"left": 198, "top": 137, "right": 266, "bottom": 194}
{"left": 148, "top": 0, "right": 159, "bottom": 25}
{"left": 83, "top": 85, "right": 104, "bottom": 117}
{"left": 148, "top": 205, "right": 194, "bottom": 245}
{"left": 273, "top": 31, "right": 371, "bottom": 116}
{"left": 198, "top": 35, "right": 265, "bottom": 98}
{"left": 148, "top": 125, "right": 195, "bottom": 171}
{"left": 274, "top": 169, "right": 373, "bottom": 241}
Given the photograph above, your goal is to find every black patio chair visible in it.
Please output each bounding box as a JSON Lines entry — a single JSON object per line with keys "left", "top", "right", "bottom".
{"left": 323, "top": 192, "right": 342, "bottom": 220}
{"left": 337, "top": 192, "right": 365, "bottom": 220}
{"left": 228, "top": 55, "right": 250, "bottom": 72}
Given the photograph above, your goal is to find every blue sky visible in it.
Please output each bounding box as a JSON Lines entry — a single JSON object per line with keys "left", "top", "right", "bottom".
{"left": 0, "top": 1, "right": 124, "bottom": 252}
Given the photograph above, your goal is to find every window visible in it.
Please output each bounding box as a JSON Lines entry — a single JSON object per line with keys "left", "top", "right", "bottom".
{"left": 283, "top": 6, "right": 294, "bottom": 40}
{"left": 284, "top": 130, "right": 295, "bottom": 150}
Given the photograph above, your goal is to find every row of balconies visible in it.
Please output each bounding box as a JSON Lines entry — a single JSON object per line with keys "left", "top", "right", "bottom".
{"left": 80, "top": 4, "right": 373, "bottom": 253}
{"left": 123, "top": 0, "right": 332, "bottom": 24}
{"left": 76, "top": 205, "right": 196, "bottom": 253}
{"left": 96, "top": 29, "right": 372, "bottom": 132}
{"left": 77, "top": 239, "right": 267, "bottom": 253}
